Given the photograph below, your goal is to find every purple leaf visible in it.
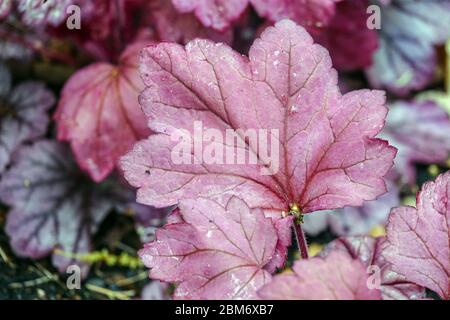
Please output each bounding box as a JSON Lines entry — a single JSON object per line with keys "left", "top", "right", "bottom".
{"left": 382, "top": 100, "right": 450, "bottom": 184}
{"left": 0, "top": 140, "right": 153, "bottom": 277}
{"left": 366, "top": 0, "right": 450, "bottom": 96}
{"left": 385, "top": 171, "right": 450, "bottom": 300}
{"left": 0, "top": 63, "right": 54, "bottom": 174}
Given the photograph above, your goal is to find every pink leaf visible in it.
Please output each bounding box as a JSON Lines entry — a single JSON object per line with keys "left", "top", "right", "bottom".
{"left": 55, "top": 42, "right": 151, "bottom": 182}
{"left": 258, "top": 251, "right": 382, "bottom": 300}
{"left": 149, "top": 0, "right": 233, "bottom": 44}
{"left": 384, "top": 171, "right": 450, "bottom": 300}
{"left": 121, "top": 20, "right": 395, "bottom": 216}
{"left": 171, "top": 0, "right": 248, "bottom": 31}
{"left": 322, "top": 237, "right": 426, "bottom": 300}
{"left": 139, "top": 196, "right": 285, "bottom": 299}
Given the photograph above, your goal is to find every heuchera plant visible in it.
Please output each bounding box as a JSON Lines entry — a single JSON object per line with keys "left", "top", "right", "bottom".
{"left": 2, "top": 0, "right": 450, "bottom": 301}
{"left": 120, "top": 19, "right": 411, "bottom": 299}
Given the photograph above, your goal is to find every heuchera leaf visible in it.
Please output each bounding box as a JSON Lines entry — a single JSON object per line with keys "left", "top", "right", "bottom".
{"left": 55, "top": 42, "right": 151, "bottom": 182}
{"left": 314, "top": 0, "right": 378, "bottom": 70}
{"left": 121, "top": 19, "right": 395, "bottom": 216}
{"left": 139, "top": 196, "right": 288, "bottom": 299}
{"left": 258, "top": 250, "right": 382, "bottom": 300}
{"left": 0, "top": 63, "right": 54, "bottom": 174}
{"left": 384, "top": 171, "right": 450, "bottom": 300}
{"left": 149, "top": 0, "right": 233, "bottom": 44}
{"left": 381, "top": 100, "right": 450, "bottom": 185}
{"left": 171, "top": 0, "right": 248, "bottom": 31}
{"left": 0, "top": 140, "right": 153, "bottom": 277}
{"left": 366, "top": 0, "right": 450, "bottom": 96}
{"left": 322, "top": 236, "right": 426, "bottom": 300}
{"left": 303, "top": 182, "right": 399, "bottom": 236}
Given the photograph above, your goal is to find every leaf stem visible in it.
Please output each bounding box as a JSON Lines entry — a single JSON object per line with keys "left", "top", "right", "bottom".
{"left": 293, "top": 221, "right": 309, "bottom": 259}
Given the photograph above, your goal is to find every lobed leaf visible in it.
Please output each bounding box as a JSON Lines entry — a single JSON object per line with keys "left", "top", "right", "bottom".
{"left": 0, "top": 63, "right": 54, "bottom": 174}
{"left": 0, "top": 140, "right": 156, "bottom": 277}
{"left": 139, "top": 196, "right": 289, "bottom": 299}
{"left": 121, "top": 19, "right": 395, "bottom": 216}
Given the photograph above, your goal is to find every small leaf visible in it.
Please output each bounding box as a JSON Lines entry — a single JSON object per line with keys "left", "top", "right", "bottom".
{"left": 139, "top": 196, "right": 288, "bottom": 299}
{"left": 0, "top": 63, "right": 54, "bottom": 174}
{"left": 0, "top": 140, "right": 156, "bottom": 277}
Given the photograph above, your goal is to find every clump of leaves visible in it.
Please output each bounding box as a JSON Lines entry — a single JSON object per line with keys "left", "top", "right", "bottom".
{"left": 122, "top": 19, "right": 400, "bottom": 299}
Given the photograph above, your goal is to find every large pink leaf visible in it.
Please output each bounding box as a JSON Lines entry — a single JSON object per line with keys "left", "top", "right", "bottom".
{"left": 384, "top": 171, "right": 450, "bottom": 300}
{"left": 171, "top": 0, "right": 248, "bottom": 31}
{"left": 139, "top": 196, "right": 283, "bottom": 299}
{"left": 322, "top": 237, "right": 426, "bottom": 300}
{"left": 121, "top": 20, "right": 395, "bottom": 216}
{"left": 258, "top": 251, "right": 382, "bottom": 300}
{"left": 55, "top": 42, "right": 151, "bottom": 182}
